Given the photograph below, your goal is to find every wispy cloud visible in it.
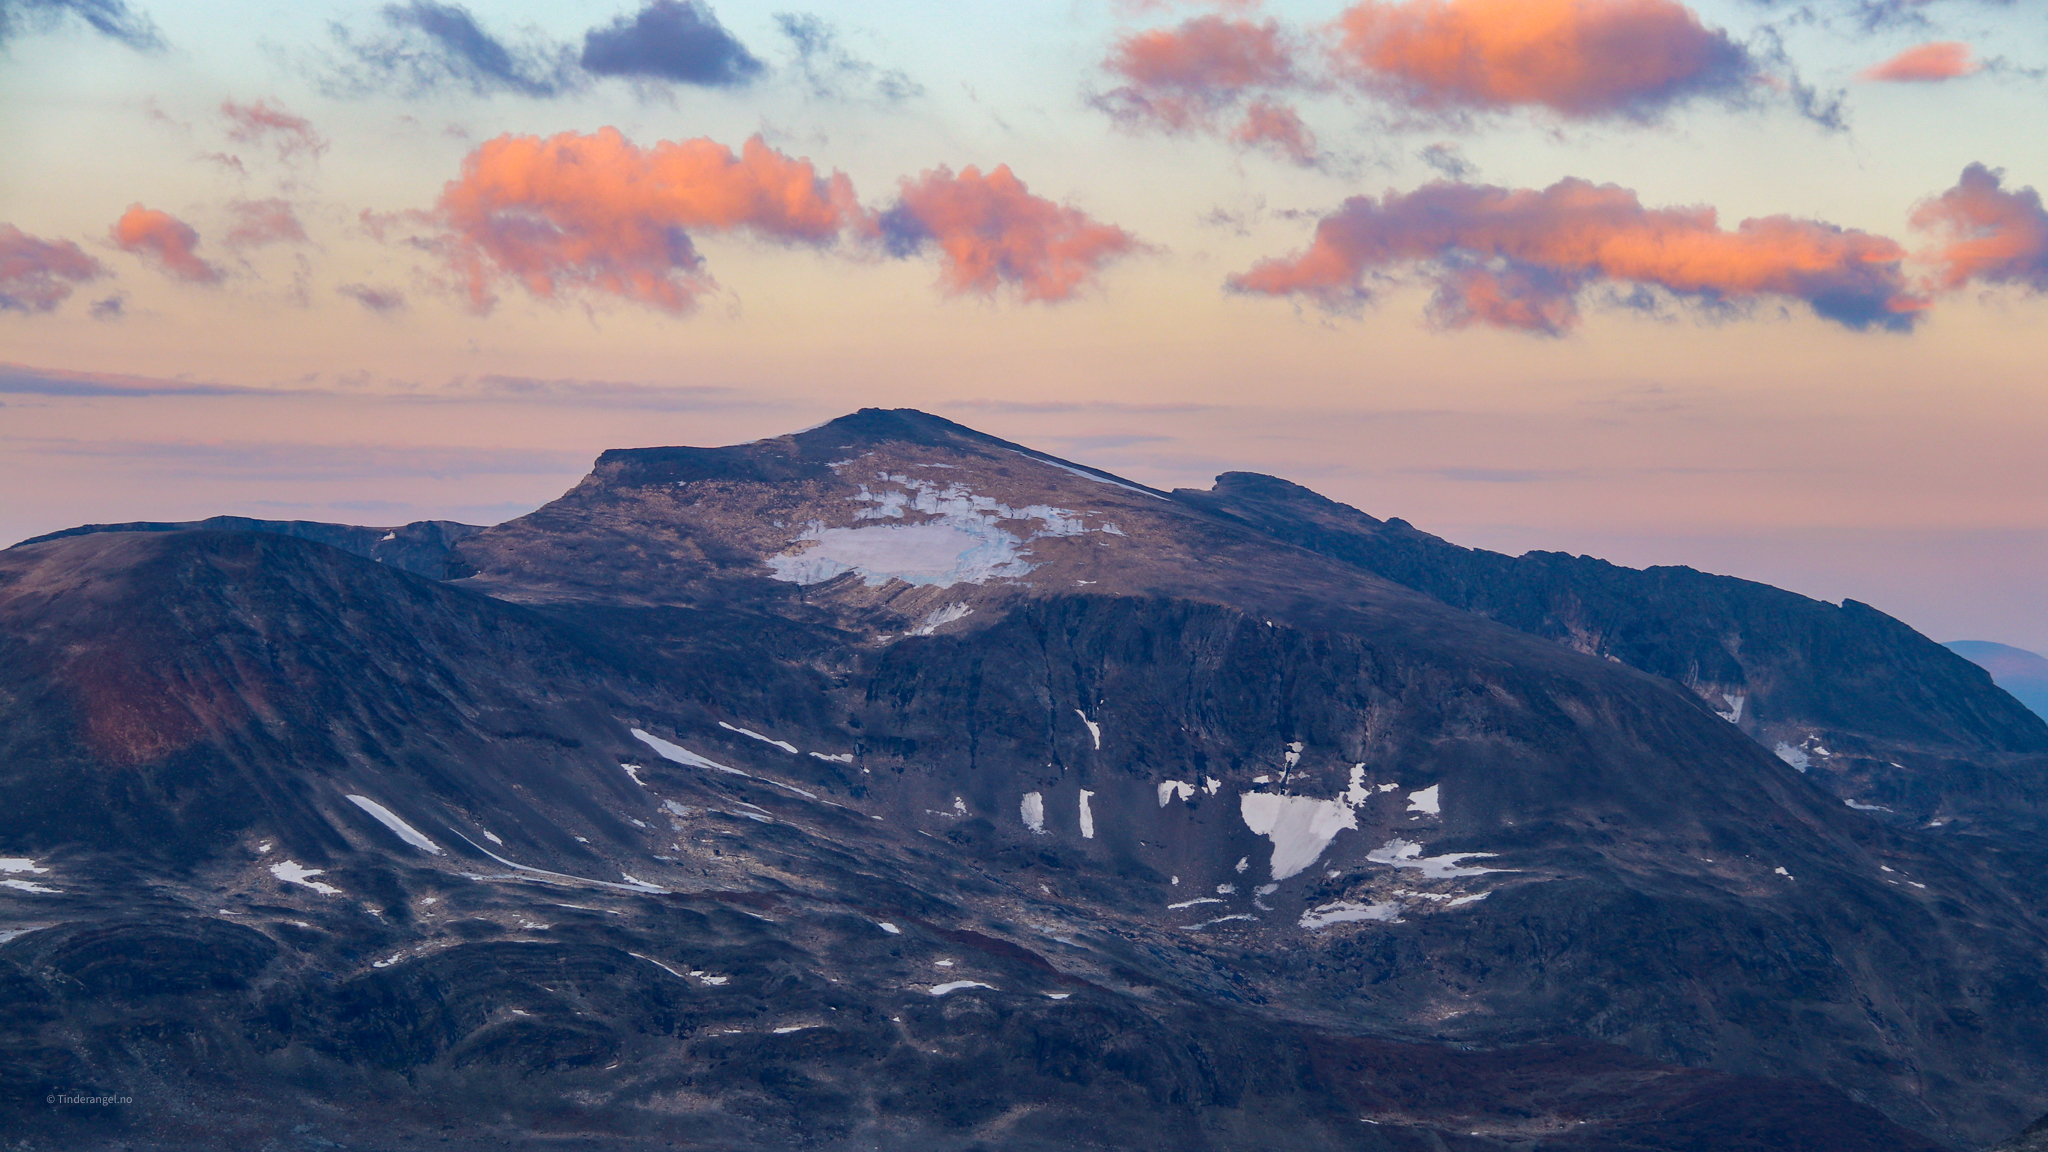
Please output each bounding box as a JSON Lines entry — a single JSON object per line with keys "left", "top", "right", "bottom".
{"left": 0, "top": 0, "right": 160, "bottom": 49}
{"left": 220, "top": 98, "right": 328, "bottom": 162}
{"left": 0, "top": 363, "right": 250, "bottom": 396}
{"left": 775, "top": 12, "right": 919, "bottom": 101}
{"left": 1859, "top": 40, "right": 1978, "bottom": 81}
{"left": 0, "top": 224, "right": 106, "bottom": 313}
{"left": 327, "top": 1, "right": 579, "bottom": 98}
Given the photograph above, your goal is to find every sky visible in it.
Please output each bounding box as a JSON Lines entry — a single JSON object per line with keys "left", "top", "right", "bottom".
{"left": 3, "top": 0, "right": 2046, "bottom": 651}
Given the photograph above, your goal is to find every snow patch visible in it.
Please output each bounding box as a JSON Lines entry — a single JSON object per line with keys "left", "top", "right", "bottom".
{"left": 1021, "top": 792, "right": 1046, "bottom": 834}
{"left": 620, "top": 764, "right": 647, "bottom": 787}
{"left": 1405, "top": 785, "right": 1440, "bottom": 816}
{"left": 1183, "top": 914, "right": 1257, "bottom": 929}
{"left": 1004, "top": 448, "right": 1166, "bottom": 499}
{"left": 1204, "top": 777, "right": 1222, "bottom": 796}
{"left": 878, "top": 922, "right": 901, "bottom": 935}
{"left": 1300, "top": 901, "right": 1402, "bottom": 929}
{"left": 1365, "top": 839, "right": 1505, "bottom": 879}
{"left": 1715, "top": 693, "right": 1746, "bottom": 724}
{"left": 911, "top": 603, "right": 974, "bottom": 635}
{"left": 481, "top": 829, "right": 504, "bottom": 845}
{"left": 1168, "top": 898, "right": 1224, "bottom": 910}
{"left": 0, "top": 879, "right": 59, "bottom": 894}
{"left": 1157, "top": 780, "right": 1195, "bottom": 806}
{"left": 768, "top": 477, "right": 1122, "bottom": 589}
{"left": 1239, "top": 793, "right": 1359, "bottom": 881}
{"left": 1078, "top": 790, "right": 1096, "bottom": 839}
{"left": 719, "top": 722, "right": 799, "bottom": 754}
{"left": 1345, "top": 766, "right": 1370, "bottom": 805}
{"left": 1773, "top": 743, "right": 1811, "bottom": 773}
{"left": 0, "top": 858, "right": 49, "bottom": 874}
{"left": 810, "top": 751, "right": 855, "bottom": 764}
{"left": 1845, "top": 799, "right": 1894, "bottom": 813}
{"left": 271, "top": 860, "right": 340, "bottom": 896}
{"left": 930, "top": 980, "right": 995, "bottom": 996}
{"left": 632, "top": 729, "right": 816, "bottom": 799}
{"left": 346, "top": 795, "right": 444, "bottom": 855}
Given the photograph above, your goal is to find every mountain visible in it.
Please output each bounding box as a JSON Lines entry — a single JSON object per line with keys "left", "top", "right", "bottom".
{"left": 3, "top": 409, "right": 2044, "bottom": 1150}
{"left": 1177, "top": 472, "right": 2048, "bottom": 830}
{"left": 16, "top": 514, "right": 482, "bottom": 579}
{"left": 1949, "top": 642, "right": 2048, "bottom": 723}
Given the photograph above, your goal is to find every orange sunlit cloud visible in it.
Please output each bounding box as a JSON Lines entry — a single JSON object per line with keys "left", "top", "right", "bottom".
{"left": 1331, "top": 0, "right": 1752, "bottom": 119}
{"left": 880, "top": 166, "right": 1144, "bottom": 303}
{"left": 1, "top": 224, "right": 107, "bottom": 312}
{"left": 1859, "top": 41, "right": 1978, "bottom": 83}
{"left": 433, "top": 129, "right": 860, "bottom": 313}
{"left": 1913, "top": 163, "right": 2048, "bottom": 293}
{"left": 111, "top": 206, "right": 225, "bottom": 285}
{"left": 1228, "top": 177, "right": 1919, "bottom": 334}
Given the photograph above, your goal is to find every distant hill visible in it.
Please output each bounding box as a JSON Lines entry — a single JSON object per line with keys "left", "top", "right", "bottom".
{"left": 1948, "top": 641, "right": 2048, "bottom": 721}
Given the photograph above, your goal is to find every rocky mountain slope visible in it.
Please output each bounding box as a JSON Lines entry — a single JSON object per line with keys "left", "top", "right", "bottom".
{"left": 1177, "top": 472, "right": 2048, "bottom": 829}
{"left": 4, "top": 410, "right": 2045, "bottom": 1150}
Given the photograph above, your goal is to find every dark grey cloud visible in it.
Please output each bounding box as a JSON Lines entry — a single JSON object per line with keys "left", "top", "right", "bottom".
{"left": 329, "top": 1, "right": 578, "bottom": 98}
{"left": 774, "top": 12, "right": 918, "bottom": 101}
{"left": 580, "top": 1, "right": 761, "bottom": 87}
{"left": 0, "top": 0, "right": 160, "bottom": 49}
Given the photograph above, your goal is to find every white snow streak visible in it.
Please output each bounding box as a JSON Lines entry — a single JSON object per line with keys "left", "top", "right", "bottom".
{"left": 1078, "top": 791, "right": 1096, "bottom": 839}
{"left": 1157, "top": 780, "right": 1195, "bottom": 806}
{"left": 1075, "top": 710, "right": 1101, "bottom": 749}
{"left": 930, "top": 980, "right": 995, "bottom": 996}
{"left": 346, "top": 795, "right": 444, "bottom": 855}
{"left": 719, "top": 723, "right": 799, "bottom": 754}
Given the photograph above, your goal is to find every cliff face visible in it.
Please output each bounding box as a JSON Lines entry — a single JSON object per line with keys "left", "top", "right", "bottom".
{"left": 3, "top": 410, "right": 2044, "bottom": 1150}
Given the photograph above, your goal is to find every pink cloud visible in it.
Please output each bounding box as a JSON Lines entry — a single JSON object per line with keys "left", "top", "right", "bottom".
{"left": 1330, "top": 0, "right": 1753, "bottom": 119}
{"left": 1859, "top": 41, "right": 1978, "bottom": 83}
{"left": 1097, "top": 15, "right": 1319, "bottom": 164}
{"left": 111, "top": 206, "right": 224, "bottom": 285}
{"left": 1912, "top": 163, "right": 2048, "bottom": 293}
{"left": 1231, "top": 98, "right": 1318, "bottom": 163}
{"left": 879, "top": 165, "right": 1144, "bottom": 303}
{"left": 222, "top": 99, "right": 329, "bottom": 162}
{"left": 434, "top": 128, "right": 860, "bottom": 312}
{"left": 1228, "top": 177, "right": 1920, "bottom": 334}
{"left": 225, "top": 199, "right": 308, "bottom": 248}
{"left": 0, "top": 224, "right": 108, "bottom": 313}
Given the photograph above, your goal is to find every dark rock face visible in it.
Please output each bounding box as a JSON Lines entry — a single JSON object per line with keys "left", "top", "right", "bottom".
{"left": 3, "top": 410, "right": 2045, "bottom": 1150}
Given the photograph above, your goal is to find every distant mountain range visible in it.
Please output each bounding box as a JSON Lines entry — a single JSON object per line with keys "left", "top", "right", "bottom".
{"left": 1949, "top": 641, "right": 2048, "bottom": 722}
{"left": 4, "top": 409, "right": 2044, "bottom": 1151}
